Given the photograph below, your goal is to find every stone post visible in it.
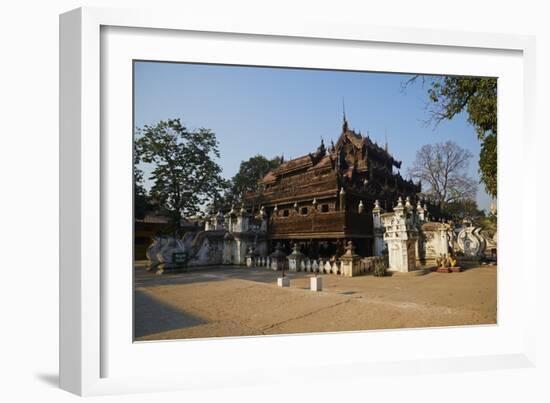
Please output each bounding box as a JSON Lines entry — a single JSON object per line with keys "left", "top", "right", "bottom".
{"left": 310, "top": 276, "right": 323, "bottom": 291}
{"left": 340, "top": 241, "right": 361, "bottom": 277}
{"left": 269, "top": 243, "right": 287, "bottom": 271}
{"left": 287, "top": 243, "right": 305, "bottom": 272}
{"left": 277, "top": 277, "right": 290, "bottom": 287}
{"left": 245, "top": 246, "right": 257, "bottom": 267}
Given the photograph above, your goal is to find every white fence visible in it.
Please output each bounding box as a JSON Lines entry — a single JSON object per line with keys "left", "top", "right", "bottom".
{"left": 251, "top": 255, "right": 387, "bottom": 276}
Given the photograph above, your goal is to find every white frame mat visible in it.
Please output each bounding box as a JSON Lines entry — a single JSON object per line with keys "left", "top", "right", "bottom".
{"left": 60, "top": 6, "right": 537, "bottom": 396}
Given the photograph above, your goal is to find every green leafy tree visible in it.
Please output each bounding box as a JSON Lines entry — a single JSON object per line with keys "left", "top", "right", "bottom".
{"left": 231, "top": 155, "right": 282, "bottom": 199}
{"left": 213, "top": 154, "right": 282, "bottom": 211}
{"left": 406, "top": 76, "right": 497, "bottom": 197}
{"left": 478, "top": 210, "right": 497, "bottom": 237}
{"left": 443, "top": 199, "right": 483, "bottom": 223}
{"left": 135, "top": 118, "right": 227, "bottom": 233}
{"left": 133, "top": 142, "right": 158, "bottom": 220}
{"left": 408, "top": 141, "right": 477, "bottom": 210}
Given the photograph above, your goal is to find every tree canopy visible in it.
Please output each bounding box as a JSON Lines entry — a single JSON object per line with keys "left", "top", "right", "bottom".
{"left": 211, "top": 154, "right": 282, "bottom": 211}
{"left": 408, "top": 141, "right": 477, "bottom": 210}
{"left": 406, "top": 76, "right": 497, "bottom": 198}
{"left": 443, "top": 199, "right": 484, "bottom": 223}
{"left": 134, "top": 118, "right": 227, "bottom": 232}
{"left": 133, "top": 143, "right": 153, "bottom": 220}
{"left": 230, "top": 154, "right": 282, "bottom": 199}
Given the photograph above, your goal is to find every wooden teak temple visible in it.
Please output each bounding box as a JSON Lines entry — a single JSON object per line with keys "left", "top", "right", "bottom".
{"left": 244, "top": 117, "right": 420, "bottom": 258}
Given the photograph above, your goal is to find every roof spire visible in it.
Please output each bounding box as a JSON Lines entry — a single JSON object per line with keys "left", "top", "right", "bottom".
{"left": 384, "top": 129, "right": 388, "bottom": 153}
{"left": 342, "top": 97, "right": 348, "bottom": 132}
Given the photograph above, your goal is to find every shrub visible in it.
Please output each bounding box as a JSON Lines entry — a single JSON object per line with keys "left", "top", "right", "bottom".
{"left": 373, "top": 260, "right": 386, "bottom": 277}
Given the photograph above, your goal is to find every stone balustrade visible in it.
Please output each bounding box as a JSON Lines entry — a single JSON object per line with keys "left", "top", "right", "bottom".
{"left": 251, "top": 254, "right": 387, "bottom": 277}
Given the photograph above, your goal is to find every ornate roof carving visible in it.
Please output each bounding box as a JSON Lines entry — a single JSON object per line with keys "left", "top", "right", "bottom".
{"left": 247, "top": 118, "right": 420, "bottom": 207}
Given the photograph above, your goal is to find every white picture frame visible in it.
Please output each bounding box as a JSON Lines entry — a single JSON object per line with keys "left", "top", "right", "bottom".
{"left": 60, "top": 6, "right": 537, "bottom": 396}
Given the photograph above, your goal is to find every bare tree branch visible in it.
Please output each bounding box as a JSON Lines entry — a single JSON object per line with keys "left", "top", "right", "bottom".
{"left": 407, "top": 141, "right": 477, "bottom": 210}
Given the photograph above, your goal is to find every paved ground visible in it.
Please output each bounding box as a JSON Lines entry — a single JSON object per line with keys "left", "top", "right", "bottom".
{"left": 134, "top": 263, "right": 497, "bottom": 341}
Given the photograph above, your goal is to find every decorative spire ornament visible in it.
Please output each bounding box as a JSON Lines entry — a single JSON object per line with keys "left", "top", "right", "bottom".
{"left": 342, "top": 97, "right": 349, "bottom": 132}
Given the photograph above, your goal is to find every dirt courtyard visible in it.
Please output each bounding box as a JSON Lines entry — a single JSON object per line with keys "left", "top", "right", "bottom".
{"left": 134, "top": 263, "right": 497, "bottom": 341}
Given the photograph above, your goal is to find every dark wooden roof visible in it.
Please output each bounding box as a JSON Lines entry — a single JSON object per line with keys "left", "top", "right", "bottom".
{"left": 246, "top": 119, "right": 420, "bottom": 209}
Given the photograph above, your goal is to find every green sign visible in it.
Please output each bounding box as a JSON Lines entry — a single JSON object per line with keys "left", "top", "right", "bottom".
{"left": 173, "top": 252, "right": 188, "bottom": 266}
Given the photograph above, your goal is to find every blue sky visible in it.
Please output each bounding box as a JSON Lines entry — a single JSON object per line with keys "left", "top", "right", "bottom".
{"left": 134, "top": 61, "right": 493, "bottom": 211}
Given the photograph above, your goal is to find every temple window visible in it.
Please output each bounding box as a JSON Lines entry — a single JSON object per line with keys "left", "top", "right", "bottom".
{"left": 321, "top": 204, "right": 329, "bottom": 213}
{"left": 282, "top": 209, "right": 290, "bottom": 217}
{"left": 300, "top": 207, "right": 308, "bottom": 215}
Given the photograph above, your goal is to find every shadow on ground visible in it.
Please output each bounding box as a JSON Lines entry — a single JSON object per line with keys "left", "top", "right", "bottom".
{"left": 134, "top": 290, "right": 208, "bottom": 338}
{"left": 134, "top": 264, "right": 494, "bottom": 291}
{"left": 134, "top": 265, "right": 300, "bottom": 288}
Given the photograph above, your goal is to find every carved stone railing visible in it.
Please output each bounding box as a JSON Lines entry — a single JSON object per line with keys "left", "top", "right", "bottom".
{"left": 251, "top": 254, "right": 386, "bottom": 277}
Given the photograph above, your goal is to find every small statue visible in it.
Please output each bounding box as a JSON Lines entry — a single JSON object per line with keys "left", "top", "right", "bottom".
{"left": 435, "top": 253, "right": 461, "bottom": 273}
{"left": 448, "top": 256, "right": 457, "bottom": 268}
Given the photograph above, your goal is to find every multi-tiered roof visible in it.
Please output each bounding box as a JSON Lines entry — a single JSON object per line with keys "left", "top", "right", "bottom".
{"left": 245, "top": 118, "right": 420, "bottom": 213}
